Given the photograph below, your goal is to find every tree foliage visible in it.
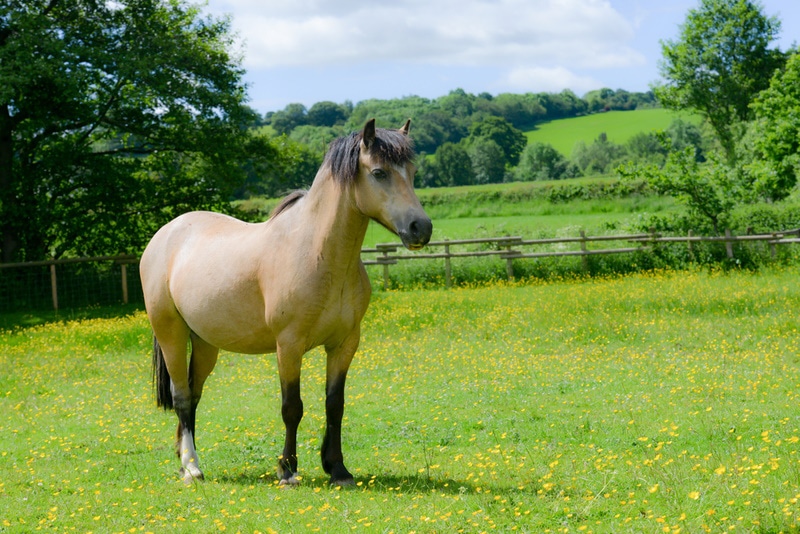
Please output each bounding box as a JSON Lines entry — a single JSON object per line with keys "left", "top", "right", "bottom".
{"left": 744, "top": 53, "right": 800, "bottom": 201}
{"left": 417, "top": 143, "right": 474, "bottom": 188}
{"left": 466, "top": 116, "right": 526, "bottom": 168}
{"left": 0, "top": 0, "right": 257, "bottom": 262}
{"left": 515, "top": 142, "right": 582, "bottom": 181}
{"left": 620, "top": 137, "right": 737, "bottom": 235}
{"left": 654, "top": 0, "right": 784, "bottom": 163}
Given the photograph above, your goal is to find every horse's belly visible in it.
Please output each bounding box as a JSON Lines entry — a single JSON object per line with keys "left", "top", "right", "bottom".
{"left": 183, "top": 310, "right": 276, "bottom": 354}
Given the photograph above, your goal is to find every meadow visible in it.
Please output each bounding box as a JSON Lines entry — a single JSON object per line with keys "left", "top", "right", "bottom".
{"left": 524, "top": 109, "right": 700, "bottom": 157}
{"left": 2, "top": 268, "right": 800, "bottom": 533}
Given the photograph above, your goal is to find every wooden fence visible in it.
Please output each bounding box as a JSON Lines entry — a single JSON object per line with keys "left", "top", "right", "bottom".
{"left": 362, "top": 228, "right": 800, "bottom": 289}
{"left": 2, "top": 229, "right": 799, "bottom": 311}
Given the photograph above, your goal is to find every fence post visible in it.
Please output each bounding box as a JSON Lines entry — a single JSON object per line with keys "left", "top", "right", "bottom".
{"left": 444, "top": 239, "right": 452, "bottom": 288}
{"left": 725, "top": 228, "right": 734, "bottom": 259}
{"left": 579, "top": 230, "right": 588, "bottom": 271}
{"left": 687, "top": 230, "right": 694, "bottom": 262}
{"left": 50, "top": 263, "right": 58, "bottom": 311}
{"left": 505, "top": 241, "right": 515, "bottom": 281}
{"left": 382, "top": 255, "right": 390, "bottom": 291}
{"left": 121, "top": 263, "right": 129, "bottom": 304}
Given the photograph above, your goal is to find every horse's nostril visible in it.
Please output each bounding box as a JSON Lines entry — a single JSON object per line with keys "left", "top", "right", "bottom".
{"left": 411, "top": 217, "right": 432, "bottom": 243}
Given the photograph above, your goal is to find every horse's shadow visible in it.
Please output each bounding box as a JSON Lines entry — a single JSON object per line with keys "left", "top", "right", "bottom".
{"left": 214, "top": 468, "right": 525, "bottom": 496}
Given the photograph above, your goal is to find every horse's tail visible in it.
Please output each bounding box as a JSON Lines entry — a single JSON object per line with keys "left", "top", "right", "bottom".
{"left": 152, "top": 335, "right": 174, "bottom": 411}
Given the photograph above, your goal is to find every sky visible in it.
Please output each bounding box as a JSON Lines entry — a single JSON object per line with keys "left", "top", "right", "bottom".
{"left": 202, "top": 0, "right": 800, "bottom": 115}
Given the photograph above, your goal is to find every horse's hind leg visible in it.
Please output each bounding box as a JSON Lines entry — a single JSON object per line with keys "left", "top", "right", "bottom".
{"left": 175, "top": 335, "right": 219, "bottom": 480}
{"left": 151, "top": 316, "right": 210, "bottom": 483}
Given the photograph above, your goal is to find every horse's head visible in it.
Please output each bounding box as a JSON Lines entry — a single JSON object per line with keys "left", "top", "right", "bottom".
{"left": 352, "top": 119, "right": 432, "bottom": 250}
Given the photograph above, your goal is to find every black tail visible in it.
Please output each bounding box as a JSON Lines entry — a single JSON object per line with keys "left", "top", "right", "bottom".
{"left": 152, "top": 335, "right": 174, "bottom": 410}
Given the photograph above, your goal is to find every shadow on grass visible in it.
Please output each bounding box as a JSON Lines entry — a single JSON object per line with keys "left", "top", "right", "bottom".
{"left": 214, "top": 468, "right": 535, "bottom": 497}
{"left": 0, "top": 303, "right": 145, "bottom": 330}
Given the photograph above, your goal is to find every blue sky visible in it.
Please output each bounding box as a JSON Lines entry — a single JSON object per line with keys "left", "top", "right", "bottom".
{"left": 203, "top": 0, "right": 800, "bottom": 115}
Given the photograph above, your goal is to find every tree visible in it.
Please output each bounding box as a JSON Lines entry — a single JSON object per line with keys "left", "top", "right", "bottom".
{"left": 270, "top": 103, "right": 308, "bottom": 135}
{"left": 654, "top": 0, "right": 784, "bottom": 163}
{"left": 467, "top": 139, "right": 506, "bottom": 184}
{"left": 620, "top": 141, "right": 736, "bottom": 235}
{"left": 743, "top": 53, "right": 800, "bottom": 201}
{"left": 0, "top": 0, "right": 255, "bottom": 262}
{"left": 467, "top": 116, "right": 526, "bottom": 168}
{"left": 430, "top": 142, "right": 475, "bottom": 187}
{"left": 236, "top": 134, "right": 321, "bottom": 199}
{"left": 515, "top": 142, "right": 580, "bottom": 181}
{"left": 306, "top": 101, "right": 349, "bottom": 127}
{"left": 572, "top": 133, "right": 628, "bottom": 175}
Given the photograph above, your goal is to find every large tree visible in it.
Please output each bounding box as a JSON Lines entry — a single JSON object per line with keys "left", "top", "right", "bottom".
{"left": 654, "top": 0, "right": 784, "bottom": 164}
{"left": 745, "top": 53, "right": 800, "bottom": 201}
{"left": 0, "top": 0, "right": 255, "bottom": 262}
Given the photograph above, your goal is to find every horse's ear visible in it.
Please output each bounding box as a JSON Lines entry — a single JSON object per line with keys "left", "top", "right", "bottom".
{"left": 362, "top": 119, "right": 376, "bottom": 149}
{"left": 400, "top": 119, "right": 411, "bottom": 136}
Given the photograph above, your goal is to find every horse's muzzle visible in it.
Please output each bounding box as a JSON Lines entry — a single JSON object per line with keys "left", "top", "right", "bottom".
{"left": 399, "top": 216, "right": 433, "bottom": 251}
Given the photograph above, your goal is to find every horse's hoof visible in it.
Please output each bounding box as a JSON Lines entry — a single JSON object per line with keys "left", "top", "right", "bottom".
{"left": 330, "top": 477, "right": 355, "bottom": 487}
{"left": 179, "top": 467, "right": 204, "bottom": 485}
{"left": 279, "top": 474, "right": 301, "bottom": 487}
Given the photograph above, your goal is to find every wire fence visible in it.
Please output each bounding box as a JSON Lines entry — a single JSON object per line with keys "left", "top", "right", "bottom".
{"left": 0, "top": 255, "right": 141, "bottom": 313}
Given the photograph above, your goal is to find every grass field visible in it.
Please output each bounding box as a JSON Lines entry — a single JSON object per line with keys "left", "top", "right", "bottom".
{"left": 525, "top": 109, "right": 700, "bottom": 157}
{"left": 2, "top": 268, "right": 800, "bottom": 532}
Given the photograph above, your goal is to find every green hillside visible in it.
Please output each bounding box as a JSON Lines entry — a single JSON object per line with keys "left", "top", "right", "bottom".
{"left": 525, "top": 108, "right": 700, "bottom": 157}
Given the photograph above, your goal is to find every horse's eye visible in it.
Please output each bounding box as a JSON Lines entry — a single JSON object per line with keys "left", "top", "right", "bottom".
{"left": 372, "top": 168, "right": 387, "bottom": 180}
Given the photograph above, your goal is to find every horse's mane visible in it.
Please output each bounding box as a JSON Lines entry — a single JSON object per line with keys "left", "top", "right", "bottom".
{"left": 269, "top": 190, "right": 307, "bottom": 219}
{"left": 324, "top": 128, "right": 415, "bottom": 185}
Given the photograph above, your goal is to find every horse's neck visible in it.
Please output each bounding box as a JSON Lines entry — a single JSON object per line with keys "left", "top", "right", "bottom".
{"left": 303, "top": 173, "right": 368, "bottom": 265}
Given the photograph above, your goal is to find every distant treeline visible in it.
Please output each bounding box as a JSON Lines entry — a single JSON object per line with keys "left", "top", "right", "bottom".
{"left": 236, "top": 88, "right": 665, "bottom": 199}
{"left": 263, "top": 88, "right": 657, "bottom": 154}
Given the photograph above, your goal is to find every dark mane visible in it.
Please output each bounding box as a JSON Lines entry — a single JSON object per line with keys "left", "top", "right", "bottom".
{"left": 323, "top": 128, "right": 415, "bottom": 184}
{"left": 269, "top": 190, "right": 307, "bottom": 219}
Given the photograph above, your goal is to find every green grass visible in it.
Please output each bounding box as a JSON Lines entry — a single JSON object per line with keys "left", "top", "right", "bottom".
{"left": 525, "top": 109, "right": 700, "bottom": 157}
{"left": 2, "top": 269, "right": 800, "bottom": 532}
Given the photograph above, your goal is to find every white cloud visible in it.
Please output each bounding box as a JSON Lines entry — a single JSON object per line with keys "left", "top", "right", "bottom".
{"left": 208, "top": 0, "right": 646, "bottom": 70}
{"left": 501, "top": 66, "right": 603, "bottom": 94}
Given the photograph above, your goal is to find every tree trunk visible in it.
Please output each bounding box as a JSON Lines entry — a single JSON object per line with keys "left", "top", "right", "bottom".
{"left": 0, "top": 106, "right": 17, "bottom": 263}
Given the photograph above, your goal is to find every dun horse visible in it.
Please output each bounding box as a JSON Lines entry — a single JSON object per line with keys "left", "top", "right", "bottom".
{"left": 140, "top": 120, "right": 432, "bottom": 485}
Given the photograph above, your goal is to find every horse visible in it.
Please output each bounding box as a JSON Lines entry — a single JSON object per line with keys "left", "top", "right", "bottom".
{"left": 140, "top": 119, "right": 432, "bottom": 486}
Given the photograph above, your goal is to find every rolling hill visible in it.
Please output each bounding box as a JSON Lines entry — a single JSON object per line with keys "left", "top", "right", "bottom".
{"left": 524, "top": 108, "right": 700, "bottom": 157}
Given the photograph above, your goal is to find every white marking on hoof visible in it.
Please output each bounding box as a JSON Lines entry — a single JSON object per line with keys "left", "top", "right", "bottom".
{"left": 179, "top": 466, "right": 204, "bottom": 485}
{"left": 331, "top": 477, "right": 355, "bottom": 487}
{"left": 279, "top": 474, "right": 301, "bottom": 486}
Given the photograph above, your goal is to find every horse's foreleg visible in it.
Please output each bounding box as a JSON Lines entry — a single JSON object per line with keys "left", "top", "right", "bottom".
{"left": 322, "top": 333, "right": 358, "bottom": 486}
{"left": 276, "top": 344, "right": 303, "bottom": 485}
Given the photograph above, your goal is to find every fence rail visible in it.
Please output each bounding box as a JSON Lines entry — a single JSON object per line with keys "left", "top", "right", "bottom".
{"left": 3, "top": 229, "right": 800, "bottom": 311}
{"left": 362, "top": 228, "right": 800, "bottom": 289}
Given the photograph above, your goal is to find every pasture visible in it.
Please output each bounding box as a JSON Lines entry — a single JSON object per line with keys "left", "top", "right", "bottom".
{"left": 525, "top": 109, "right": 700, "bottom": 157}
{"left": 2, "top": 268, "right": 800, "bottom": 532}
